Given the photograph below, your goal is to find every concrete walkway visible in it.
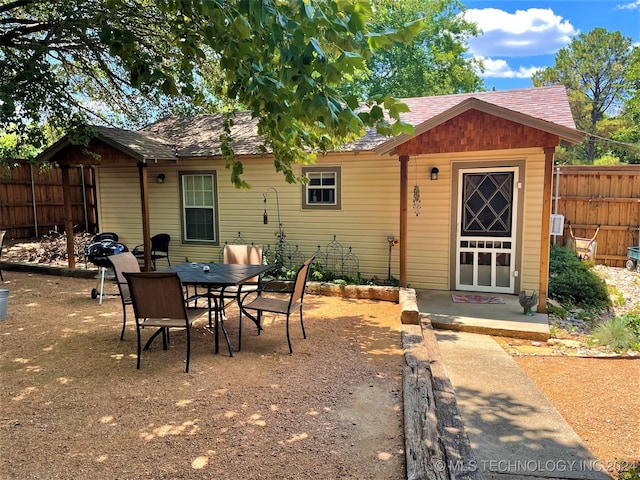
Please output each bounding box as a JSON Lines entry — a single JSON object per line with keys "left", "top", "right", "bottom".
{"left": 434, "top": 330, "right": 611, "bottom": 480}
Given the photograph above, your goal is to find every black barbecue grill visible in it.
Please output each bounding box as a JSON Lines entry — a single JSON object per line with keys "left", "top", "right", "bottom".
{"left": 86, "top": 240, "right": 128, "bottom": 267}
{"left": 85, "top": 233, "right": 128, "bottom": 302}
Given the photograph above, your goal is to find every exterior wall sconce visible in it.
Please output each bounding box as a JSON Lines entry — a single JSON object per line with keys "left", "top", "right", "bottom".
{"left": 430, "top": 167, "right": 439, "bottom": 181}
{"left": 156, "top": 173, "right": 166, "bottom": 184}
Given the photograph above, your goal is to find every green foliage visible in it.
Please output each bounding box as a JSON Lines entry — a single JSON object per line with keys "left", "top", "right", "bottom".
{"left": 341, "top": 0, "right": 484, "bottom": 98}
{"left": 1, "top": 0, "right": 425, "bottom": 187}
{"left": 533, "top": 28, "right": 635, "bottom": 163}
{"left": 593, "top": 153, "right": 622, "bottom": 165}
{"left": 547, "top": 304, "right": 568, "bottom": 321}
{"left": 607, "top": 285, "right": 626, "bottom": 307}
{"left": 625, "top": 46, "right": 640, "bottom": 125}
{"left": 617, "top": 462, "right": 640, "bottom": 480}
{"left": 591, "top": 314, "right": 640, "bottom": 352}
{"left": 548, "top": 245, "right": 611, "bottom": 309}
{"left": 622, "top": 306, "right": 640, "bottom": 337}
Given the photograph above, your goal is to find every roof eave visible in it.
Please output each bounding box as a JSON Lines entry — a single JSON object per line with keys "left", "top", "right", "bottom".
{"left": 35, "top": 130, "right": 177, "bottom": 165}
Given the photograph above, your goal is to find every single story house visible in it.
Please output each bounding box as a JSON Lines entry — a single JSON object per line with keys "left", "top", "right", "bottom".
{"left": 38, "top": 85, "right": 584, "bottom": 312}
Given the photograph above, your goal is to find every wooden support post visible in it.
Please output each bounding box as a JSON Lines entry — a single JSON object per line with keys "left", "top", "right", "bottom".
{"left": 61, "top": 164, "right": 76, "bottom": 269}
{"left": 399, "top": 155, "right": 409, "bottom": 287}
{"left": 137, "top": 162, "right": 152, "bottom": 272}
{"left": 538, "top": 146, "right": 556, "bottom": 313}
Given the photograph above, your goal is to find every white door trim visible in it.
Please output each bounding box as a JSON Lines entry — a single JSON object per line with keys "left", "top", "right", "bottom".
{"left": 455, "top": 166, "right": 518, "bottom": 293}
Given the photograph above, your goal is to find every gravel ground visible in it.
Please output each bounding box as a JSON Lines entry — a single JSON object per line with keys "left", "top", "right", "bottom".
{"left": 0, "top": 272, "right": 405, "bottom": 480}
{"left": 2, "top": 241, "right": 639, "bottom": 478}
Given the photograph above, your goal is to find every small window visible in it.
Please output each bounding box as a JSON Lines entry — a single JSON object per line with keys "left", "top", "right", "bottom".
{"left": 180, "top": 172, "right": 219, "bottom": 243}
{"left": 302, "top": 166, "right": 341, "bottom": 210}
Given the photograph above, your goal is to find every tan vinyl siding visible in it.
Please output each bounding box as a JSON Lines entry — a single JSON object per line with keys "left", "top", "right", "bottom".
{"left": 96, "top": 147, "right": 548, "bottom": 291}
{"left": 520, "top": 150, "right": 546, "bottom": 293}
{"left": 405, "top": 148, "right": 546, "bottom": 290}
{"left": 97, "top": 154, "right": 402, "bottom": 280}
{"left": 406, "top": 159, "right": 451, "bottom": 289}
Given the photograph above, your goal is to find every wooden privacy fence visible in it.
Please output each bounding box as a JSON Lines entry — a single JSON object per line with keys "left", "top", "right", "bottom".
{"left": 552, "top": 165, "right": 640, "bottom": 267}
{"left": 0, "top": 161, "right": 98, "bottom": 239}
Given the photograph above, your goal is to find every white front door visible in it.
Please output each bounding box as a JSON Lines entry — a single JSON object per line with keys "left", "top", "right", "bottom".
{"left": 455, "top": 167, "right": 517, "bottom": 293}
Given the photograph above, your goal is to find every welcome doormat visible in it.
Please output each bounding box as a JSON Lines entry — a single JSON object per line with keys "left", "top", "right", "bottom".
{"left": 451, "top": 294, "right": 505, "bottom": 304}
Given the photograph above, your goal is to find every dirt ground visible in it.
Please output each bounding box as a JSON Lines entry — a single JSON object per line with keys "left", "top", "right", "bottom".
{"left": 515, "top": 355, "right": 640, "bottom": 474}
{"left": 0, "top": 272, "right": 405, "bottom": 480}
{"left": 1, "top": 267, "right": 639, "bottom": 479}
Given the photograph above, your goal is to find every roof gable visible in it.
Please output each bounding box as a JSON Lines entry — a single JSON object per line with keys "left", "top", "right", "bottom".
{"left": 395, "top": 109, "right": 564, "bottom": 156}
{"left": 37, "top": 126, "right": 176, "bottom": 164}
{"left": 375, "top": 86, "right": 584, "bottom": 155}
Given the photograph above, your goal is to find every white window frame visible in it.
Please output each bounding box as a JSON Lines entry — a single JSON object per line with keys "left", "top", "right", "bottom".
{"left": 179, "top": 171, "right": 219, "bottom": 244}
{"left": 302, "top": 166, "right": 341, "bottom": 210}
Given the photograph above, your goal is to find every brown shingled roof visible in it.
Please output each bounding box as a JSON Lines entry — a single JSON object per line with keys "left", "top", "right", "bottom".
{"left": 400, "top": 85, "right": 576, "bottom": 129}
{"left": 140, "top": 113, "right": 265, "bottom": 157}
{"left": 36, "top": 86, "right": 582, "bottom": 164}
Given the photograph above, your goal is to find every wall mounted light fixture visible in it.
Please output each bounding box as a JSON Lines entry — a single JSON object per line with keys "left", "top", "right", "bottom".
{"left": 430, "top": 167, "right": 439, "bottom": 181}
{"left": 156, "top": 173, "right": 166, "bottom": 184}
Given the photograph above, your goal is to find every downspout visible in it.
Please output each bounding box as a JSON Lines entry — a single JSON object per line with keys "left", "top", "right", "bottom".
{"left": 399, "top": 155, "right": 409, "bottom": 287}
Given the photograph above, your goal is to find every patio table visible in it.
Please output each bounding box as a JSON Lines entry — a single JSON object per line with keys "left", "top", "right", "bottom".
{"left": 166, "top": 262, "right": 272, "bottom": 356}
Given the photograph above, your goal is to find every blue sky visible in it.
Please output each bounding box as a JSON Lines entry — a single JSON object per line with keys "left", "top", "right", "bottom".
{"left": 461, "top": 0, "right": 640, "bottom": 91}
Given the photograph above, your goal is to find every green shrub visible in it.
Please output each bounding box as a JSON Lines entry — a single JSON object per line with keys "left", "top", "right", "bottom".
{"left": 621, "top": 307, "right": 640, "bottom": 337}
{"left": 547, "top": 303, "right": 568, "bottom": 320}
{"left": 591, "top": 315, "right": 640, "bottom": 352}
{"left": 548, "top": 245, "right": 611, "bottom": 309}
{"left": 618, "top": 461, "right": 640, "bottom": 480}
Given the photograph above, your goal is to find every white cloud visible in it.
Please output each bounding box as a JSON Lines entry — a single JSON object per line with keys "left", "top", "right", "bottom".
{"left": 464, "top": 8, "right": 579, "bottom": 57}
{"left": 476, "top": 57, "right": 544, "bottom": 79}
{"left": 616, "top": 0, "right": 640, "bottom": 10}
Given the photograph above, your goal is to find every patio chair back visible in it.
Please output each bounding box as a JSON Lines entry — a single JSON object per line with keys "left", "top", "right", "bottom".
{"left": 108, "top": 252, "right": 141, "bottom": 340}
{"left": 133, "top": 233, "right": 171, "bottom": 270}
{"left": 126, "top": 272, "right": 186, "bottom": 320}
{"left": 290, "top": 256, "right": 314, "bottom": 308}
{"left": 223, "top": 244, "right": 263, "bottom": 284}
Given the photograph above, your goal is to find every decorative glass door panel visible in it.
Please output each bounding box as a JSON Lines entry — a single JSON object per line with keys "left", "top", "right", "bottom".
{"left": 456, "top": 168, "right": 517, "bottom": 293}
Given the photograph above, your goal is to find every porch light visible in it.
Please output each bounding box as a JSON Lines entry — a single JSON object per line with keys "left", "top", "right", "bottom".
{"left": 156, "top": 173, "right": 166, "bottom": 184}
{"left": 430, "top": 167, "right": 439, "bottom": 181}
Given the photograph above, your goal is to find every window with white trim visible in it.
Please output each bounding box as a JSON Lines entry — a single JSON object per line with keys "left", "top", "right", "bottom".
{"left": 302, "top": 166, "right": 341, "bottom": 210}
{"left": 180, "top": 172, "right": 218, "bottom": 243}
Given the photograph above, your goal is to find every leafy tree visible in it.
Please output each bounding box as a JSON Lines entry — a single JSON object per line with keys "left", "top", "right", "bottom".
{"left": 1, "top": 0, "right": 422, "bottom": 186}
{"left": 532, "top": 28, "right": 634, "bottom": 163}
{"left": 625, "top": 46, "right": 640, "bottom": 124}
{"left": 341, "top": 0, "right": 484, "bottom": 98}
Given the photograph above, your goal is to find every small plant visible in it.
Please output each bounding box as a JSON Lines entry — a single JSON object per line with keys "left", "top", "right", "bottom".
{"left": 547, "top": 304, "right": 568, "bottom": 320}
{"left": 607, "top": 285, "right": 626, "bottom": 306}
{"left": 591, "top": 314, "right": 640, "bottom": 352}
{"left": 617, "top": 461, "right": 640, "bottom": 480}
